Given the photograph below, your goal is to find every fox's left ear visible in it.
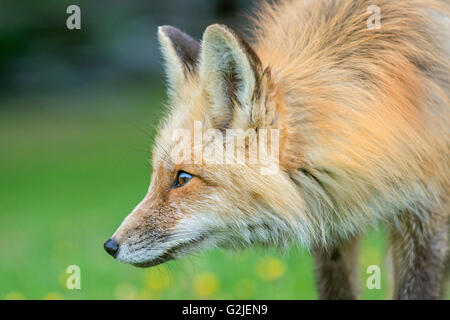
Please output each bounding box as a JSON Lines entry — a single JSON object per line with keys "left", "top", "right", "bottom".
{"left": 199, "top": 24, "right": 271, "bottom": 129}
{"left": 158, "top": 26, "right": 200, "bottom": 98}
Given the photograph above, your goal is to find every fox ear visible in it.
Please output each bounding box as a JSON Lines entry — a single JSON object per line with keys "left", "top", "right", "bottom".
{"left": 199, "top": 24, "right": 265, "bottom": 129}
{"left": 158, "top": 26, "right": 200, "bottom": 97}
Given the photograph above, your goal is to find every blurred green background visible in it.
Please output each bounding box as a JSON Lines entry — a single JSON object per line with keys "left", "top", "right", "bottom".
{"left": 0, "top": 0, "right": 446, "bottom": 300}
{"left": 0, "top": 82, "right": 393, "bottom": 299}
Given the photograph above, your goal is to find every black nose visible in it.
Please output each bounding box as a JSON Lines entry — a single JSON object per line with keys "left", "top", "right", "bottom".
{"left": 104, "top": 238, "right": 119, "bottom": 257}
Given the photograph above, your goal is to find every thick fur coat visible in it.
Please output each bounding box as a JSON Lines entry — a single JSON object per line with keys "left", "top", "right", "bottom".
{"left": 106, "top": 0, "right": 450, "bottom": 299}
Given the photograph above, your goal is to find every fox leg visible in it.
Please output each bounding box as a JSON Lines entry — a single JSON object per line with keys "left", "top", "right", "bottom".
{"left": 314, "top": 235, "right": 360, "bottom": 299}
{"left": 444, "top": 247, "right": 450, "bottom": 295}
{"left": 389, "top": 212, "right": 448, "bottom": 299}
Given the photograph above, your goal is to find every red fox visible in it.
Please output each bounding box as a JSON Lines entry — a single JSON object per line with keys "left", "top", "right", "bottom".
{"left": 104, "top": 0, "right": 450, "bottom": 299}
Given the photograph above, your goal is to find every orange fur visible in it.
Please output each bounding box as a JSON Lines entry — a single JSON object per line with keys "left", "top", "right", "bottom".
{"left": 106, "top": 0, "right": 450, "bottom": 299}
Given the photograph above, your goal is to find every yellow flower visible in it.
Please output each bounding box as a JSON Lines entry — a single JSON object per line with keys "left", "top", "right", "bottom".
{"left": 256, "top": 257, "right": 286, "bottom": 281}
{"left": 193, "top": 273, "right": 219, "bottom": 298}
{"left": 4, "top": 292, "right": 25, "bottom": 300}
{"left": 114, "top": 283, "right": 138, "bottom": 300}
{"left": 360, "top": 245, "right": 382, "bottom": 267}
{"left": 43, "top": 292, "right": 63, "bottom": 300}
{"left": 58, "top": 271, "right": 68, "bottom": 288}
{"left": 138, "top": 289, "right": 158, "bottom": 300}
{"left": 144, "top": 267, "right": 171, "bottom": 291}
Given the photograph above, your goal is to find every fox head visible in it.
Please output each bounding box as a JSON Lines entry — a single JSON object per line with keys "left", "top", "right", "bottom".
{"left": 104, "top": 24, "right": 312, "bottom": 267}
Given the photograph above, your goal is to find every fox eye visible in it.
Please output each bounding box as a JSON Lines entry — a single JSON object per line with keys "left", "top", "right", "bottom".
{"left": 173, "top": 171, "right": 194, "bottom": 189}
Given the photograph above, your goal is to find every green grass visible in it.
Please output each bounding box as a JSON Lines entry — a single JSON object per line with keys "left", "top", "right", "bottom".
{"left": 0, "top": 82, "right": 406, "bottom": 299}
